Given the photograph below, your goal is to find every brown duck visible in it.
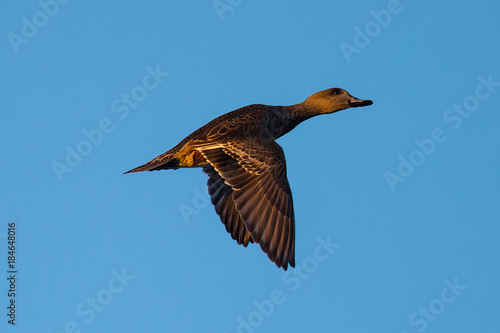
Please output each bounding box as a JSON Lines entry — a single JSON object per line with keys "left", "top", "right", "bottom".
{"left": 126, "top": 88, "right": 373, "bottom": 270}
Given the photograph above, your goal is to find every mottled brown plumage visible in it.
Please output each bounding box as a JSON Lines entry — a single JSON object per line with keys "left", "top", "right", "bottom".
{"left": 126, "top": 88, "right": 373, "bottom": 270}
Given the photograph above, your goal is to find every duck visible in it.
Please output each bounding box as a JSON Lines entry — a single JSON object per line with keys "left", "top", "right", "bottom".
{"left": 126, "top": 88, "right": 373, "bottom": 270}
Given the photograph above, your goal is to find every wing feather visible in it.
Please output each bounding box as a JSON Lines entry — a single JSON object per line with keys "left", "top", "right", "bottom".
{"left": 201, "top": 138, "right": 295, "bottom": 270}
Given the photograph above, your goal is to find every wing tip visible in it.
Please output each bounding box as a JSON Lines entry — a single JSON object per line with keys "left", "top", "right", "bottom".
{"left": 276, "top": 258, "right": 295, "bottom": 271}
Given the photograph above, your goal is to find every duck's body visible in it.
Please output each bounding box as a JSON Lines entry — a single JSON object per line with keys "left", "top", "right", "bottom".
{"left": 126, "top": 88, "right": 373, "bottom": 270}
{"left": 130, "top": 104, "right": 304, "bottom": 170}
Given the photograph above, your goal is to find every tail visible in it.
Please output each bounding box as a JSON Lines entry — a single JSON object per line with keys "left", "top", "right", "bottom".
{"left": 124, "top": 155, "right": 180, "bottom": 174}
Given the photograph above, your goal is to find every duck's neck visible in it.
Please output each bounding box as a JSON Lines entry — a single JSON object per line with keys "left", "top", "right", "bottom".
{"left": 285, "top": 102, "right": 322, "bottom": 119}
{"left": 269, "top": 103, "right": 318, "bottom": 139}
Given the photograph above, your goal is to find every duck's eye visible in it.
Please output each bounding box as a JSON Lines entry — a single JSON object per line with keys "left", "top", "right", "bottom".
{"left": 330, "top": 88, "right": 341, "bottom": 95}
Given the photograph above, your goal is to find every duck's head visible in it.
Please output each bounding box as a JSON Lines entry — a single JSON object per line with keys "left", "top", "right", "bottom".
{"left": 303, "top": 88, "right": 373, "bottom": 115}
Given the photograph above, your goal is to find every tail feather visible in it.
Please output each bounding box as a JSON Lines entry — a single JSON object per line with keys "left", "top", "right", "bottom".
{"left": 124, "top": 157, "right": 180, "bottom": 174}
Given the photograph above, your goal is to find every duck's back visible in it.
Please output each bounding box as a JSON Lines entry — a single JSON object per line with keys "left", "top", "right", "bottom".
{"left": 176, "top": 104, "right": 277, "bottom": 148}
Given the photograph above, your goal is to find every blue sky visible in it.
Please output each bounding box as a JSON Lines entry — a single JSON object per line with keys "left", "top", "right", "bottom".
{"left": 1, "top": 1, "right": 499, "bottom": 332}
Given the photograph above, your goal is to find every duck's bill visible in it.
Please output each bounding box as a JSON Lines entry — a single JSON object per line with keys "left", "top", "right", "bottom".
{"left": 349, "top": 97, "right": 373, "bottom": 107}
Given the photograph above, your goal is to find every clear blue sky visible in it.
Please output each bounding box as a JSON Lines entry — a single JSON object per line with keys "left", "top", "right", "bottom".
{"left": 1, "top": 1, "right": 499, "bottom": 332}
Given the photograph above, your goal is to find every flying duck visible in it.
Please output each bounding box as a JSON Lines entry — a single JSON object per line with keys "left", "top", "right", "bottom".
{"left": 126, "top": 88, "right": 373, "bottom": 270}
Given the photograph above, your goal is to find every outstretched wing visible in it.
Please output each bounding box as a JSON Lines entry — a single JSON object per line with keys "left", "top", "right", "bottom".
{"left": 203, "top": 165, "right": 254, "bottom": 247}
{"left": 200, "top": 138, "right": 295, "bottom": 270}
